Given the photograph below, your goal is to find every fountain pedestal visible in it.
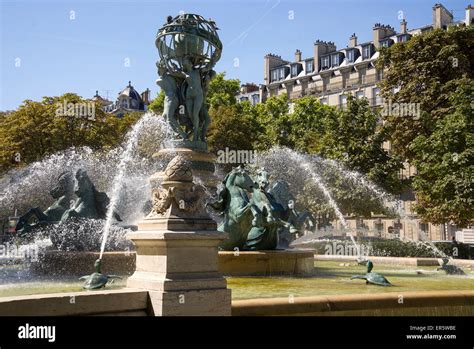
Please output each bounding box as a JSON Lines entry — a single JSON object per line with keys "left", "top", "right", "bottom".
{"left": 151, "top": 147, "right": 220, "bottom": 189}
{"left": 126, "top": 155, "right": 231, "bottom": 316}
{"left": 126, "top": 230, "right": 230, "bottom": 316}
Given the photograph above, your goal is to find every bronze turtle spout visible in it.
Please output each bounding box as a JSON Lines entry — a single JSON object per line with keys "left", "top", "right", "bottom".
{"left": 79, "top": 259, "right": 121, "bottom": 290}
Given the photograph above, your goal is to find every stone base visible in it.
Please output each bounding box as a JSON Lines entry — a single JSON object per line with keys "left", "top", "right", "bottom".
{"left": 147, "top": 289, "right": 231, "bottom": 316}
{"left": 126, "top": 230, "right": 231, "bottom": 316}
{"left": 218, "top": 249, "right": 315, "bottom": 277}
{"left": 30, "top": 250, "right": 136, "bottom": 276}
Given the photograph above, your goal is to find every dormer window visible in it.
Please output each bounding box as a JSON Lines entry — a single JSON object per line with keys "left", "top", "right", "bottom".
{"left": 347, "top": 49, "right": 354, "bottom": 63}
{"left": 331, "top": 54, "right": 340, "bottom": 67}
{"left": 271, "top": 69, "right": 278, "bottom": 82}
{"left": 291, "top": 64, "right": 301, "bottom": 77}
{"left": 251, "top": 94, "right": 259, "bottom": 105}
{"left": 397, "top": 34, "right": 410, "bottom": 43}
{"left": 306, "top": 60, "right": 314, "bottom": 73}
{"left": 279, "top": 67, "right": 286, "bottom": 80}
{"left": 321, "top": 56, "right": 330, "bottom": 70}
{"left": 362, "top": 45, "right": 373, "bottom": 59}
{"left": 380, "top": 39, "right": 393, "bottom": 48}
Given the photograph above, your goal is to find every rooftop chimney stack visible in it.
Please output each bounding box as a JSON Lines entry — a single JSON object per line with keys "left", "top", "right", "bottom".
{"left": 433, "top": 3, "right": 453, "bottom": 29}
{"left": 313, "top": 40, "right": 336, "bottom": 72}
{"left": 264, "top": 53, "right": 289, "bottom": 84}
{"left": 349, "top": 33, "right": 358, "bottom": 47}
{"left": 295, "top": 49, "right": 302, "bottom": 62}
{"left": 400, "top": 19, "right": 407, "bottom": 34}
{"left": 466, "top": 4, "right": 474, "bottom": 26}
{"left": 373, "top": 23, "right": 396, "bottom": 48}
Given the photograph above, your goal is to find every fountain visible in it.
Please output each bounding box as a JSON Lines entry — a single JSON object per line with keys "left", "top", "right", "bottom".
{"left": 0, "top": 12, "right": 472, "bottom": 318}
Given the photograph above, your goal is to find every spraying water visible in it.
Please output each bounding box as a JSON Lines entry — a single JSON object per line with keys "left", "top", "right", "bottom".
{"left": 98, "top": 112, "right": 167, "bottom": 259}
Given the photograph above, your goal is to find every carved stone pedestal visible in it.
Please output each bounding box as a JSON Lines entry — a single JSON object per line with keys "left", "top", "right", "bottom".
{"left": 126, "top": 155, "right": 231, "bottom": 316}
{"left": 151, "top": 147, "right": 220, "bottom": 189}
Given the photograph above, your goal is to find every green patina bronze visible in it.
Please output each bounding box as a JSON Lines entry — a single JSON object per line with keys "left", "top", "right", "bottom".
{"left": 437, "top": 258, "right": 465, "bottom": 275}
{"left": 155, "top": 14, "right": 221, "bottom": 148}
{"left": 208, "top": 166, "right": 257, "bottom": 250}
{"left": 16, "top": 169, "right": 120, "bottom": 235}
{"left": 16, "top": 171, "right": 74, "bottom": 233}
{"left": 79, "top": 259, "right": 121, "bottom": 290}
{"left": 351, "top": 260, "right": 392, "bottom": 286}
{"left": 209, "top": 167, "right": 305, "bottom": 251}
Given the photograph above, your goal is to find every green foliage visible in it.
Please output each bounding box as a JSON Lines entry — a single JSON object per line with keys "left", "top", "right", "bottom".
{"left": 148, "top": 91, "right": 165, "bottom": 115}
{"left": 0, "top": 94, "right": 140, "bottom": 174}
{"left": 207, "top": 72, "right": 240, "bottom": 110}
{"left": 253, "top": 94, "right": 291, "bottom": 150}
{"left": 378, "top": 25, "right": 474, "bottom": 226}
{"left": 319, "top": 96, "right": 404, "bottom": 195}
{"left": 410, "top": 79, "right": 474, "bottom": 226}
{"left": 307, "top": 239, "right": 472, "bottom": 259}
{"left": 377, "top": 25, "right": 474, "bottom": 159}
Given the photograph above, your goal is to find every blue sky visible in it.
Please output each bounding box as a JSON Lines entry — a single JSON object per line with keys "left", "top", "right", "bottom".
{"left": 0, "top": 0, "right": 469, "bottom": 110}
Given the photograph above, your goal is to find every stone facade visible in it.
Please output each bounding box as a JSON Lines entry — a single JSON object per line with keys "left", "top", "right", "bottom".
{"left": 251, "top": 3, "right": 472, "bottom": 242}
{"left": 259, "top": 3, "right": 470, "bottom": 109}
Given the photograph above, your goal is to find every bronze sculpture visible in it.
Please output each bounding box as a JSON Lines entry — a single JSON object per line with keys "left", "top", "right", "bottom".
{"left": 155, "top": 13, "right": 222, "bottom": 148}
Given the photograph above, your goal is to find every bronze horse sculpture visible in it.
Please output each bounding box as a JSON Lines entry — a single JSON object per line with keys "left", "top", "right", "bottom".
{"left": 208, "top": 166, "right": 259, "bottom": 250}
{"left": 209, "top": 167, "right": 306, "bottom": 251}
{"left": 245, "top": 169, "right": 297, "bottom": 250}
{"left": 16, "top": 171, "right": 74, "bottom": 233}
{"left": 16, "top": 169, "right": 120, "bottom": 236}
{"left": 60, "top": 169, "right": 112, "bottom": 222}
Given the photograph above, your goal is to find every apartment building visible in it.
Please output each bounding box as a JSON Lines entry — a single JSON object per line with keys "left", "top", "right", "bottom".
{"left": 255, "top": 3, "right": 473, "bottom": 241}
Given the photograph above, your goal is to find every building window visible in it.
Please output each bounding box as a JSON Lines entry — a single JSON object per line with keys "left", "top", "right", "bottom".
{"left": 362, "top": 45, "right": 372, "bottom": 59}
{"left": 397, "top": 34, "right": 410, "bottom": 43}
{"left": 347, "top": 50, "right": 354, "bottom": 63}
{"left": 271, "top": 70, "right": 278, "bottom": 82}
{"left": 279, "top": 68, "right": 286, "bottom": 80}
{"left": 251, "top": 94, "right": 259, "bottom": 105}
{"left": 291, "top": 64, "right": 298, "bottom": 77}
{"left": 339, "top": 94, "right": 348, "bottom": 108}
{"left": 419, "top": 222, "right": 429, "bottom": 233}
{"left": 306, "top": 60, "right": 314, "bottom": 73}
{"left": 320, "top": 97, "right": 328, "bottom": 105}
{"left": 356, "top": 91, "right": 364, "bottom": 99}
{"left": 376, "top": 69, "right": 384, "bottom": 81}
{"left": 373, "top": 87, "right": 382, "bottom": 105}
{"left": 321, "top": 56, "right": 330, "bottom": 69}
{"left": 331, "top": 54, "right": 340, "bottom": 67}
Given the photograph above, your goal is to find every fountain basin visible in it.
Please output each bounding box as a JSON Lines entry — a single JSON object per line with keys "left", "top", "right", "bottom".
{"left": 218, "top": 250, "right": 315, "bottom": 276}
{"left": 0, "top": 289, "right": 472, "bottom": 316}
{"left": 29, "top": 249, "right": 315, "bottom": 277}
{"left": 314, "top": 254, "right": 473, "bottom": 267}
{"left": 232, "top": 290, "right": 474, "bottom": 316}
{"left": 31, "top": 251, "right": 136, "bottom": 276}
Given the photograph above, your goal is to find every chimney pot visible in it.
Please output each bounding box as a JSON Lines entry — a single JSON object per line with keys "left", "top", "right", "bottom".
{"left": 349, "top": 33, "right": 357, "bottom": 47}
{"left": 295, "top": 49, "right": 302, "bottom": 62}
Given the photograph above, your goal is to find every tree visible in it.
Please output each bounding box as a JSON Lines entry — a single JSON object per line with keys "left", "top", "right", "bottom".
{"left": 299, "top": 96, "right": 404, "bottom": 217}
{"left": 377, "top": 25, "right": 474, "bottom": 226}
{"left": 207, "top": 103, "right": 260, "bottom": 171}
{"left": 207, "top": 72, "right": 241, "bottom": 110}
{"left": 377, "top": 25, "right": 474, "bottom": 159}
{"left": 148, "top": 91, "right": 165, "bottom": 115}
{"left": 252, "top": 94, "right": 291, "bottom": 150}
{"left": 410, "top": 79, "right": 473, "bottom": 226}
{"left": 0, "top": 94, "right": 140, "bottom": 174}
